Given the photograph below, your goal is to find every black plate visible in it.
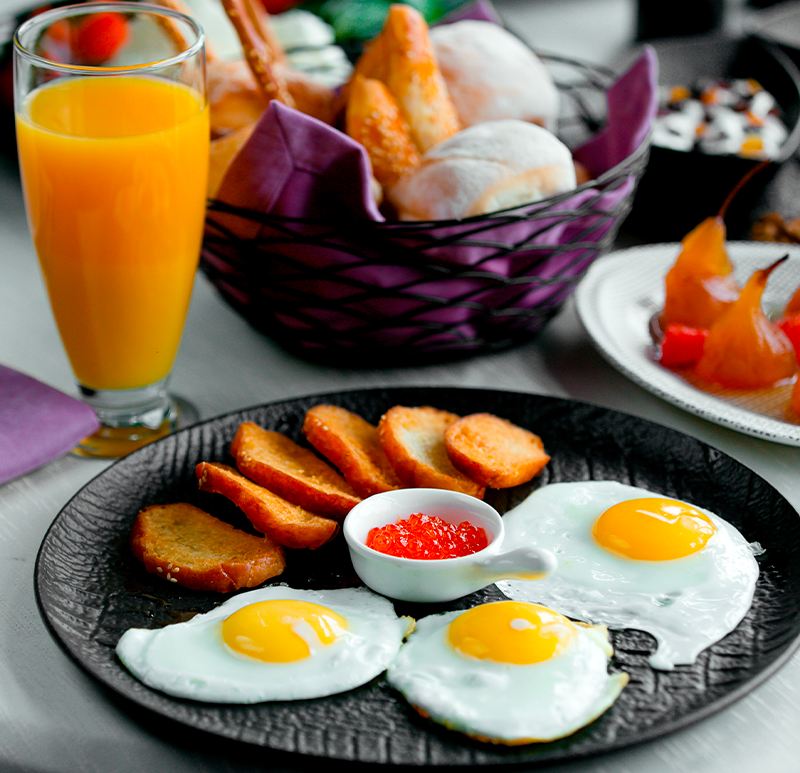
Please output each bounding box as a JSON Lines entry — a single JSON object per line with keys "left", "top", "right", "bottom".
{"left": 34, "top": 387, "right": 800, "bottom": 768}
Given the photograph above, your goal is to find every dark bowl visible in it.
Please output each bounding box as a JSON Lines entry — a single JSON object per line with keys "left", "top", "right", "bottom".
{"left": 622, "top": 33, "right": 800, "bottom": 242}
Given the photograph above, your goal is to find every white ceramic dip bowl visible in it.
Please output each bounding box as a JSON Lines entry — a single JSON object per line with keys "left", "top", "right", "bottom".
{"left": 343, "top": 488, "right": 557, "bottom": 603}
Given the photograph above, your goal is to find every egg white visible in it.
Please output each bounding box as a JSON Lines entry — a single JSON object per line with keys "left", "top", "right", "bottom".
{"left": 116, "top": 586, "right": 413, "bottom": 703}
{"left": 386, "top": 606, "right": 627, "bottom": 744}
{"left": 496, "top": 481, "right": 761, "bottom": 670}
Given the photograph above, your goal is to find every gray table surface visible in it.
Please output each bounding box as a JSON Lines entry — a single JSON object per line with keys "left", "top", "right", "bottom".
{"left": 2, "top": 1, "right": 799, "bottom": 771}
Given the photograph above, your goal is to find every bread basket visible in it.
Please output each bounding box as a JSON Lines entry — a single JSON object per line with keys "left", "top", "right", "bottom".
{"left": 201, "top": 49, "right": 655, "bottom": 366}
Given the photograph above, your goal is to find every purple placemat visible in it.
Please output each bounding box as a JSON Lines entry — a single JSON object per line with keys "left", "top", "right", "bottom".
{"left": 0, "top": 364, "right": 99, "bottom": 485}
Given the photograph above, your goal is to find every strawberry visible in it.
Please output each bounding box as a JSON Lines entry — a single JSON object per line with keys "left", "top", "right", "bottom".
{"left": 71, "top": 11, "right": 128, "bottom": 66}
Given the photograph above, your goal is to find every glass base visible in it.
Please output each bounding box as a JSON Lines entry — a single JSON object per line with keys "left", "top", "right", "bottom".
{"left": 71, "top": 380, "right": 199, "bottom": 459}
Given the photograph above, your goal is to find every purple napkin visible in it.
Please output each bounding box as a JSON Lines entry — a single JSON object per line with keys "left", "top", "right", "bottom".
{"left": 216, "top": 102, "right": 383, "bottom": 230}
{"left": 573, "top": 46, "right": 659, "bottom": 174}
{"left": 0, "top": 365, "right": 100, "bottom": 485}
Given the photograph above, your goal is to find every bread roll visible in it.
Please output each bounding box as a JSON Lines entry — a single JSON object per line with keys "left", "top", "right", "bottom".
{"left": 387, "top": 119, "right": 577, "bottom": 221}
{"left": 430, "top": 21, "right": 559, "bottom": 132}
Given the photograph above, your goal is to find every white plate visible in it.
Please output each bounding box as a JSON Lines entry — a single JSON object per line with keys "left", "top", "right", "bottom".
{"left": 575, "top": 241, "right": 800, "bottom": 446}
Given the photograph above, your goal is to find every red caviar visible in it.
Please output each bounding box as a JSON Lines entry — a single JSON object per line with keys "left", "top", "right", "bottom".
{"left": 366, "top": 512, "right": 489, "bottom": 560}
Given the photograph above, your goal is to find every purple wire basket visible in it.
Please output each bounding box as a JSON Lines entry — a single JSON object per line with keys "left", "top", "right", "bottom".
{"left": 201, "top": 54, "right": 652, "bottom": 366}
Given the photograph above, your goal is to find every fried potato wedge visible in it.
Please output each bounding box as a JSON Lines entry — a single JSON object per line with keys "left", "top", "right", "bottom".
{"left": 231, "top": 422, "right": 361, "bottom": 520}
{"left": 197, "top": 462, "right": 339, "bottom": 550}
{"left": 444, "top": 413, "right": 550, "bottom": 488}
{"left": 129, "top": 502, "right": 286, "bottom": 593}
{"left": 377, "top": 405, "right": 485, "bottom": 498}
{"left": 303, "top": 404, "right": 402, "bottom": 498}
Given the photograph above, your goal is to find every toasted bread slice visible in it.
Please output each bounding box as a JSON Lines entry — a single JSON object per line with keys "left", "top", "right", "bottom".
{"left": 377, "top": 405, "right": 485, "bottom": 498}
{"left": 231, "top": 422, "right": 361, "bottom": 520}
{"left": 444, "top": 413, "right": 550, "bottom": 489}
{"left": 303, "top": 404, "right": 402, "bottom": 498}
{"left": 129, "top": 502, "right": 286, "bottom": 593}
{"left": 196, "top": 462, "right": 339, "bottom": 550}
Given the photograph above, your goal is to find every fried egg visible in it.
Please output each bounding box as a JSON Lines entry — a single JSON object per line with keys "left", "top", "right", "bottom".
{"left": 116, "top": 586, "right": 414, "bottom": 702}
{"left": 497, "top": 481, "right": 761, "bottom": 670}
{"left": 386, "top": 600, "right": 627, "bottom": 744}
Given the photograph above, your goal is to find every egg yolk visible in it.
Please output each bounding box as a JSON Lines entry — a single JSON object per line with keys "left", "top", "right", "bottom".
{"left": 592, "top": 497, "right": 716, "bottom": 561}
{"left": 447, "top": 601, "right": 577, "bottom": 665}
{"left": 221, "top": 599, "right": 348, "bottom": 662}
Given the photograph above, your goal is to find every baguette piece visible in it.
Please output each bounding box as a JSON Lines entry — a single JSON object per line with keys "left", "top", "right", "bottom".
{"left": 197, "top": 462, "right": 339, "bottom": 549}
{"left": 129, "top": 502, "right": 286, "bottom": 593}
{"left": 345, "top": 75, "right": 420, "bottom": 189}
{"left": 375, "top": 4, "right": 461, "bottom": 153}
{"left": 344, "top": 4, "right": 460, "bottom": 153}
{"left": 444, "top": 413, "right": 550, "bottom": 488}
{"left": 231, "top": 422, "right": 361, "bottom": 520}
{"left": 377, "top": 405, "right": 485, "bottom": 498}
{"left": 303, "top": 404, "right": 402, "bottom": 498}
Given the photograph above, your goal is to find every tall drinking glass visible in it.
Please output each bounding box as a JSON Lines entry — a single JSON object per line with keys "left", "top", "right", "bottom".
{"left": 14, "top": 2, "right": 209, "bottom": 458}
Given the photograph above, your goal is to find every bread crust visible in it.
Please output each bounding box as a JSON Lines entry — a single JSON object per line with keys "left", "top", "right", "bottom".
{"left": 196, "top": 462, "right": 339, "bottom": 549}
{"left": 377, "top": 406, "right": 485, "bottom": 498}
{"left": 303, "top": 404, "right": 402, "bottom": 498}
{"left": 345, "top": 75, "right": 420, "bottom": 189}
{"left": 444, "top": 413, "right": 550, "bottom": 488}
{"left": 342, "top": 4, "right": 460, "bottom": 154}
{"left": 129, "top": 502, "right": 286, "bottom": 593}
{"left": 231, "top": 422, "right": 361, "bottom": 520}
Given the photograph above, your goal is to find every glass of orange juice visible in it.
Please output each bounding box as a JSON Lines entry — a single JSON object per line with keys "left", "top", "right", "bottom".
{"left": 14, "top": 2, "right": 209, "bottom": 458}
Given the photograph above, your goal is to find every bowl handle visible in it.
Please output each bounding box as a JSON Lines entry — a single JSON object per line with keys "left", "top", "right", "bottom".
{"left": 472, "top": 545, "right": 558, "bottom": 583}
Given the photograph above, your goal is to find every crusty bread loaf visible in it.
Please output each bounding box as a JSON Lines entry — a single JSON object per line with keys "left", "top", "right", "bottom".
{"left": 430, "top": 21, "right": 560, "bottom": 132}
{"left": 231, "top": 422, "right": 361, "bottom": 520}
{"left": 444, "top": 413, "right": 550, "bottom": 488}
{"left": 387, "top": 119, "right": 577, "bottom": 221}
{"left": 303, "top": 404, "right": 402, "bottom": 498}
{"left": 129, "top": 502, "right": 286, "bottom": 593}
{"left": 196, "top": 462, "right": 339, "bottom": 550}
{"left": 377, "top": 405, "right": 485, "bottom": 498}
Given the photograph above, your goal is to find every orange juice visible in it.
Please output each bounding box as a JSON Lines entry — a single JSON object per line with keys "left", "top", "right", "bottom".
{"left": 16, "top": 75, "right": 209, "bottom": 390}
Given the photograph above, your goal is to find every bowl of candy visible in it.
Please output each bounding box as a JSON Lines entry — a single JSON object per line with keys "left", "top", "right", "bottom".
{"left": 200, "top": 1, "right": 657, "bottom": 365}
{"left": 624, "top": 33, "right": 800, "bottom": 242}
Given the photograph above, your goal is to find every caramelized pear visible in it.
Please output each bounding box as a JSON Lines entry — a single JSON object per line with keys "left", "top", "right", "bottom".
{"left": 695, "top": 256, "right": 797, "bottom": 389}
{"left": 661, "top": 216, "right": 740, "bottom": 329}
{"left": 785, "top": 285, "right": 800, "bottom": 317}
{"left": 661, "top": 161, "right": 772, "bottom": 330}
